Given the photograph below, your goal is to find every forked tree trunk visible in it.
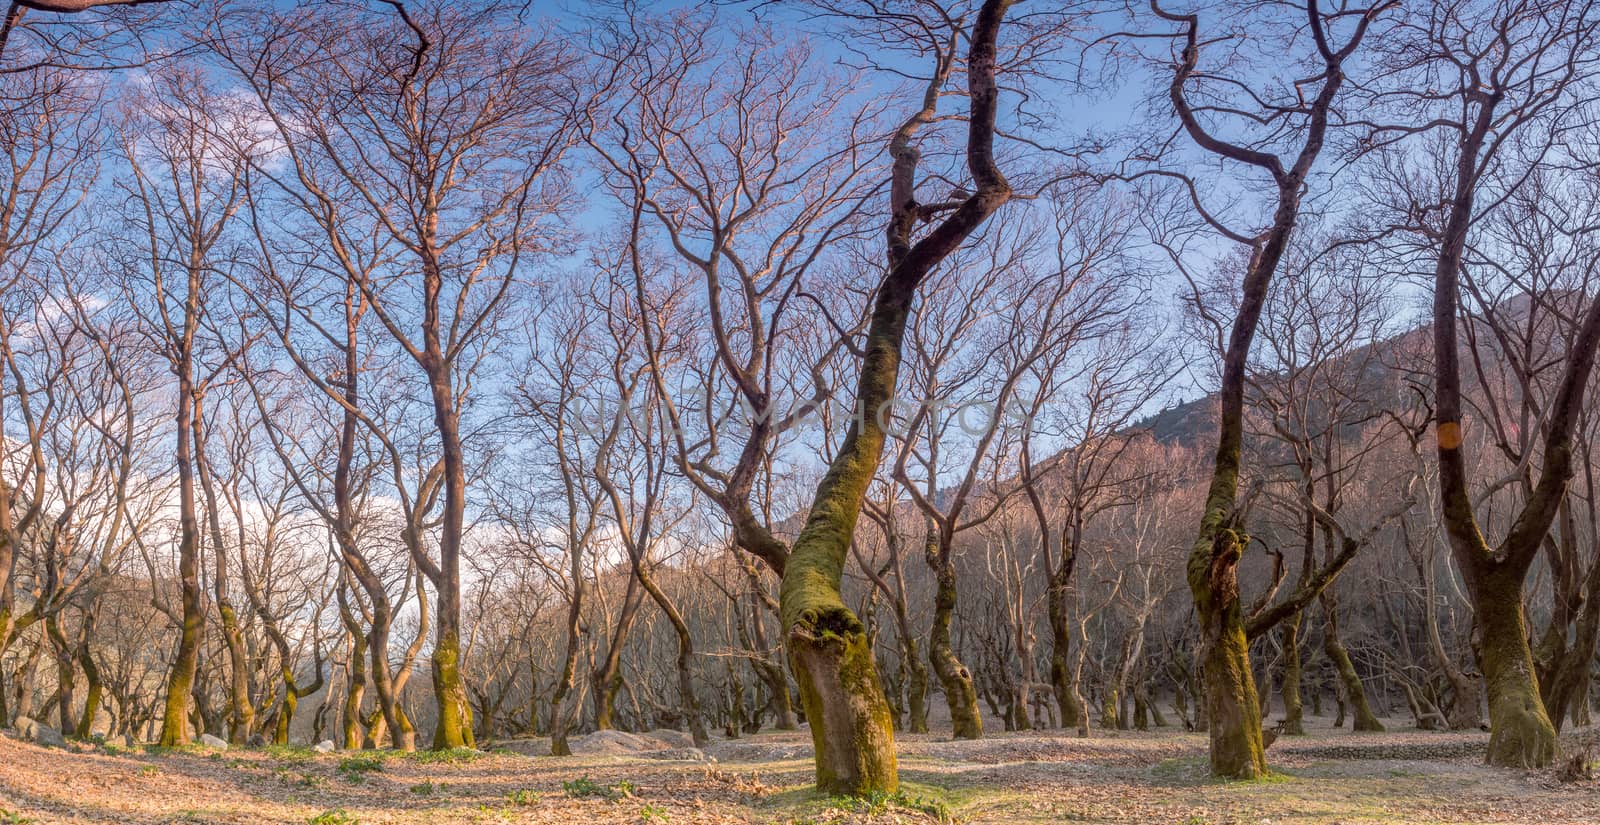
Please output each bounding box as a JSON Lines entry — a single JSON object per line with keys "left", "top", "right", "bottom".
{"left": 776, "top": 0, "right": 1016, "bottom": 795}
{"left": 1156, "top": 0, "right": 1377, "bottom": 779}
{"left": 1475, "top": 567, "right": 1558, "bottom": 766}
{"left": 1422, "top": 70, "right": 1600, "bottom": 768}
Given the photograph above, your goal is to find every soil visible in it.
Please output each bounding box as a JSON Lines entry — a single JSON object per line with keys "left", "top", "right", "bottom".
{"left": 0, "top": 717, "right": 1595, "bottom": 824}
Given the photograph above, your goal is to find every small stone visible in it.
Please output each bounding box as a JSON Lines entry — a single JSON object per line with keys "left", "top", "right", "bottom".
{"left": 199, "top": 733, "right": 229, "bottom": 750}
{"left": 313, "top": 740, "right": 336, "bottom": 753}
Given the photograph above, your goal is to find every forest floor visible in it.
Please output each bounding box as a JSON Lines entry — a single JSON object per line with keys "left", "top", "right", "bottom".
{"left": 0, "top": 717, "right": 1597, "bottom": 825}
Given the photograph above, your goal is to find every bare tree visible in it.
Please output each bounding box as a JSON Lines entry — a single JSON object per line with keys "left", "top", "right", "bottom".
{"left": 1355, "top": 0, "right": 1600, "bottom": 767}
{"left": 112, "top": 65, "right": 258, "bottom": 746}
{"left": 1128, "top": 0, "right": 1391, "bottom": 778}
{"left": 215, "top": 0, "right": 577, "bottom": 749}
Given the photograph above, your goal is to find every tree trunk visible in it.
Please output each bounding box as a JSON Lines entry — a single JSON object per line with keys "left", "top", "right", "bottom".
{"left": 1475, "top": 567, "right": 1558, "bottom": 767}
{"left": 1193, "top": 527, "right": 1267, "bottom": 778}
{"left": 74, "top": 613, "right": 103, "bottom": 740}
{"left": 159, "top": 363, "right": 202, "bottom": 747}
{"left": 420, "top": 312, "right": 473, "bottom": 750}
{"left": 926, "top": 533, "right": 981, "bottom": 740}
{"left": 194, "top": 400, "right": 255, "bottom": 745}
{"left": 1279, "top": 615, "right": 1304, "bottom": 734}
{"left": 342, "top": 630, "right": 367, "bottom": 749}
{"left": 547, "top": 590, "right": 582, "bottom": 756}
{"left": 593, "top": 573, "right": 644, "bottom": 731}
{"left": 635, "top": 564, "right": 708, "bottom": 747}
{"left": 45, "top": 614, "right": 76, "bottom": 736}
{"left": 1047, "top": 575, "right": 1082, "bottom": 730}
{"left": 1321, "top": 593, "right": 1382, "bottom": 732}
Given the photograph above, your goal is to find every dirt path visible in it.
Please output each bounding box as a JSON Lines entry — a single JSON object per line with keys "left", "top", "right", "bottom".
{"left": 0, "top": 722, "right": 1595, "bottom": 824}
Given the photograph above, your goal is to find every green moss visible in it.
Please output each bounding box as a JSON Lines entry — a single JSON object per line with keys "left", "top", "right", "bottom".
{"left": 429, "top": 637, "right": 475, "bottom": 750}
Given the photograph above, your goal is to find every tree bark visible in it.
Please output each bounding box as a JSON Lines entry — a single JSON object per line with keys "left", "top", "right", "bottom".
{"left": 1159, "top": 0, "right": 1378, "bottom": 776}
{"left": 592, "top": 572, "right": 644, "bottom": 731}
{"left": 1279, "top": 615, "right": 1304, "bottom": 734}
{"left": 774, "top": 0, "right": 1016, "bottom": 793}
{"left": 158, "top": 306, "right": 202, "bottom": 747}
{"left": 1422, "top": 62, "right": 1600, "bottom": 766}
{"left": 1321, "top": 592, "right": 1383, "bottom": 732}
{"left": 925, "top": 530, "right": 981, "bottom": 740}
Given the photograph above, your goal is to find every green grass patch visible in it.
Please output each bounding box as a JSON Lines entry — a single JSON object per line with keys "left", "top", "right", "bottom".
{"left": 409, "top": 747, "right": 484, "bottom": 765}
{"left": 263, "top": 744, "right": 318, "bottom": 762}
{"left": 562, "top": 775, "right": 635, "bottom": 801}
{"left": 336, "top": 754, "right": 385, "bottom": 783}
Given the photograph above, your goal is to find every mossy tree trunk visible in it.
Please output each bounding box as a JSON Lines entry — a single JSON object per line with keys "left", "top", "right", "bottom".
{"left": 421, "top": 351, "right": 474, "bottom": 751}
{"left": 925, "top": 530, "right": 982, "bottom": 740}
{"left": 1192, "top": 526, "right": 1267, "bottom": 778}
{"left": 1155, "top": 0, "right": 1383, "bottom": 777}
{"left": 45, "top": 613, "right": 77, "bottom": 735}
{"left": 159, "top": 334, "right": 203, "bottom": 747}
{"left": 337, "top": 590, "right": 368, "bottom": 749}
{"left": 775, "top": 0, "right": 1016, "bottom": 794}
{"left": 1423, "top": 65, "right": 1600, "bottom": 768}
{"left": 1474, "top": 567, "right": 1558, "bottom": 766}
{"left": 194, "top": 397, "right": 255, "bottom": 744}
{"left": 1046, "top": 573, "right": 1082, "bottom": 729}
{"left": 592, "top": 573, "right": 644, "bottom": 731}
{"left": 1321, "top": 592, "right": 1383, "bottom": 731}
{"left": 73, "top": 609, "right": 103, "bottom": 740}
{"left": 1279, "top": 616, "right": 1304, "bottom": 734}
{"left": 429, "top": 629, "right": 474, "bottom": 750}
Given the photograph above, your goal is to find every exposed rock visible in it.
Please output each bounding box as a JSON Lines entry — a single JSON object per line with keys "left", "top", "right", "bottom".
{"left": 644, "top": 747, "right": 709, "bottom": 762}
{"left": 568, "top": 729, "right": 671, "bottom": 755}
{"left": 645, "top": 728, "right": 696, "bottom": 749}
{"left": 16, "top": 717, "right": 67, "bottom": 748}
{"left": 198, "top": 733, "right": 229, "bottom": 750}
{"left": 313, "top": 740, "right": 336, "bottom": 753}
